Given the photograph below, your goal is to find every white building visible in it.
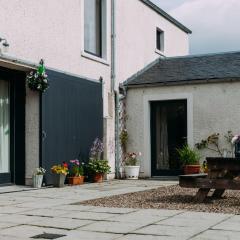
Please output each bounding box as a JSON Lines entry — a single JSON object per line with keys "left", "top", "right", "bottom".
{"left": 0, "top": 0, "right": 191, "bottom": 185}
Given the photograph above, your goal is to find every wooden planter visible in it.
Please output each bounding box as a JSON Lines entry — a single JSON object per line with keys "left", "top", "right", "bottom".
{"left": 68, "top": 176, "right": 84, "bottom": 185}
{"left": 93, "top": 173, "right": 103, "bottom": 183}
{"left": 184, "top": 165, "right": 201, "bottom": 175}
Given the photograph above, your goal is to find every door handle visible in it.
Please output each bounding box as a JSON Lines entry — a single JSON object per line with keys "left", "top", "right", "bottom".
{"left": 42, "top": 131, "right": 47, "bottom": 140}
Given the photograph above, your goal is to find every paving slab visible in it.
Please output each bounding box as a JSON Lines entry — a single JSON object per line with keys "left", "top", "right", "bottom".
{"left": 80, "top": 221, "right": 146, "bottom": 234}
{"left": 0, "top": 214, "right": 49, "bottom": 224}
{"left": 134, "top": 225, "right": 203, "bottom": 238}
{"left": 107, "top": 209, "right": 180, "bottom": 224}
{"left": 61, "top": 211, "right": 117, "bottom": 221}
{"left": 18, "top": 208, "right": 69, "bottom": 217}
{"left": 212, "top": 215, "right": 240, "bottom": 232}
{"left": 117, "top": 234, "right": 182, "bottom": 240}
{"left": 0, "top": 222, "right": 19, "bottom": 229}
{"left": 191, "top": 229, "right": 240, "bottom": 240}
{"left": 0, "top": 225, "right": 68, "bottom": 238}
{"left": 59, "top": 230, "right": 122, "bottom": 240}
{"left": 86, "top": 206, "right": 137, "bottom": 214}
{"left": 29, "top": 217, "right": 92, "bottom": 230}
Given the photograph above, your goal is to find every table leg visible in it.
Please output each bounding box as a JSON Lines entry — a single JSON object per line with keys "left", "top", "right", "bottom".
{"left": 195, "top": 188, "right": 210, "bottom": 202}
{"left": 212, "top": 189, "right": 225, "bottom": 198}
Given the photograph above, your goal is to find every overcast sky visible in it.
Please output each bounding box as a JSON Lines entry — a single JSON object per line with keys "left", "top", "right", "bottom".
{"left": 151, "top": 0, "right": 240, "bottom": 55}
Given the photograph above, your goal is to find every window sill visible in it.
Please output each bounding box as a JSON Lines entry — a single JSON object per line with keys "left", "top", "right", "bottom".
{"left": 81, "top": 51, "right": 110, "bottom": 66}
{"left": 155, "top": 49, "right": 165, "bottom": 57}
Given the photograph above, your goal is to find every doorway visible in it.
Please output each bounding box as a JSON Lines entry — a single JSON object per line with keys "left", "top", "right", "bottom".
{"left": 151, "top": 100, "right": 187, "bottom": 176}
{"left": 0, "top": 67, "right": 26, "bottom": 185}
{"left": 0, "top": 79, "right": 10, "bottom": 183}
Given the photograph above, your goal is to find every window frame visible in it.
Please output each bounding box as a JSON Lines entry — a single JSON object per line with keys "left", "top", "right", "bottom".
{"left": 84, "top": 0, "right": 103, "bottom": 58}
{"left": 156, "top": 28, "right": 164, "bottom": 53}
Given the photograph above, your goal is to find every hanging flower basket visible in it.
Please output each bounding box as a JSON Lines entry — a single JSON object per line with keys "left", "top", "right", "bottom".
{"left": 26, "top": 59, "right": 49, "bottom": 93}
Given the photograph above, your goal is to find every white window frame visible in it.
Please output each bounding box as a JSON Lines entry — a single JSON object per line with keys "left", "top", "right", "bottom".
{"left": 81, "top": 0, "right": 108, "bottom": 64}
{"left": 156, "top": 27, "right": 165, "bottom": 55}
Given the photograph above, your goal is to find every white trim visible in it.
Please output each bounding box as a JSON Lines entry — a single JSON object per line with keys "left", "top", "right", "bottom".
{"left": 143, "top": 93, "right": 193, "bottom": 177}
{"left": 81, "top": 0, "right": 108, "bottom": 63}
{"left": 81, "top": 51, "right": 110, "bottom": 66}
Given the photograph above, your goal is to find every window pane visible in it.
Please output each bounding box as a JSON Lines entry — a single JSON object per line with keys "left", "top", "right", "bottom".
{"left": 156, "top": 29, "right": 164, "bottom": 52}
{"left": 84, "top": 0, "right": 102, "bottom": 57}
{"left": 0, "top": 80, "right": 10, "bottom": 173}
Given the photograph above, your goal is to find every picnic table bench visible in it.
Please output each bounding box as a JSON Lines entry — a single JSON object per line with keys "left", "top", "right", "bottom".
{"left": 179, "top": 157, "right": 240, "bottom": 202}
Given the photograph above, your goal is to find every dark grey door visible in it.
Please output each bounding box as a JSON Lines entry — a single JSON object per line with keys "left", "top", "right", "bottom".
{"left": 41, "top": 71, "right": 103, "bottom": 184}
{"left": 151, "top": 100, "right": 187, "bottom": 176}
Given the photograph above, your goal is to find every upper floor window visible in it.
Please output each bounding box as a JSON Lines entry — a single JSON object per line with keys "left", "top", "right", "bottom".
{"left": 156, "top": 28, "right": 164, "bottom": 52}
{"left": 84, "top": 0, "right": 104, "bottom": 58}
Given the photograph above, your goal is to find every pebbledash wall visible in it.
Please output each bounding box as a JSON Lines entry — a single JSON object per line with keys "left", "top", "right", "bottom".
{"left": 0, "top": 0, "right": 189, "bottom": 183}
{"left": 126, "top": 81, "right": 240, "bottom": 177}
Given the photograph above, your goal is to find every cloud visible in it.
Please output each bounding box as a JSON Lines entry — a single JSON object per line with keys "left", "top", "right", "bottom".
{"left": 169, "top": 0, "right": 240, "bottom": 54}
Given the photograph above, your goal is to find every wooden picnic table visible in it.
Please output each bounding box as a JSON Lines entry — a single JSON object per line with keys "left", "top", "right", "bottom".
{"left": 179, "top": 157, "right": 240, "bottom": 202}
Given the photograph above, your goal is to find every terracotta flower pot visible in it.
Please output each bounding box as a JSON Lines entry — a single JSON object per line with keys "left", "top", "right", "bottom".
{"left": 184, "top": 165, "right": 201, "bottom": 175}
{"left": 93, "top": 173, "right": 103, "bottom": 183}
{"left": 68, "top": 176, "right": 85, "bottom": 185}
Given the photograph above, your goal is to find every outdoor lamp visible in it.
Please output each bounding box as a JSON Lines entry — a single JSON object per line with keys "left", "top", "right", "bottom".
{"left": 0, "top": 37, "right": 10, "bottom": 53}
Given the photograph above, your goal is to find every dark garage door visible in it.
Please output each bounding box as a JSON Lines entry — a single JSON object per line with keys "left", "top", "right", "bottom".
{"left": 41, "top": 70, "right": 103, "bottom": 185}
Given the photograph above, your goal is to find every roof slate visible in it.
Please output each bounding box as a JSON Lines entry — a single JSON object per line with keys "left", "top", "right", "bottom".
{"left": 124, "top": 51, "right": 240, "bottom": 87}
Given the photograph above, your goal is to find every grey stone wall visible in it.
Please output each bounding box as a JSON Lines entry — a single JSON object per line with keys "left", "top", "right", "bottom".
{"left": 25, "top": 86, "right": 39, "bottom": 185}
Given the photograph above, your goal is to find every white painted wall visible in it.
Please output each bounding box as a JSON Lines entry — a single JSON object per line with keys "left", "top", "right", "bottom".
{"left": 115, "top": 0, "right": 189, "bottom": 84}
{"left": 0, "top": 0, "right": 189, "bottom": 182}
{"left": 126, "top": 82, "right": 240, "bottom": 177}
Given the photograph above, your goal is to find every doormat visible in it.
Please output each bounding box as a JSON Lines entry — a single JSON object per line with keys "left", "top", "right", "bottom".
{"left": 31, "top": 233, "right": 66, "bottom": 239}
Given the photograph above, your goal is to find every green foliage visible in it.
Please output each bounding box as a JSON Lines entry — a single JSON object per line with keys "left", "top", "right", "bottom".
{"left": 87, "top": 159, "right": 111, "bottom": 174}
{"left": 120, "top": 129, "right": 128, "bottom": 147}
{"left": 177, "top": 145, "right": 200, "bottom": 165}
{"left": 124, "top": 152, "right": 140, "bottom": 166}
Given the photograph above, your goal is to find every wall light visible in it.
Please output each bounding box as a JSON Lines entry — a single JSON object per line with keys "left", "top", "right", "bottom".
{"left": 0, "top": 37, "right": 10, "bottom": 53}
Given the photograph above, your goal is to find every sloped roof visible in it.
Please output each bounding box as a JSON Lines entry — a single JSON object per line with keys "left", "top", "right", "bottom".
{"left": 140, "top": 0, "right": 192, "bottom": 34}
{"left": 124, "top": 51, "right": 240, "bottom": 87}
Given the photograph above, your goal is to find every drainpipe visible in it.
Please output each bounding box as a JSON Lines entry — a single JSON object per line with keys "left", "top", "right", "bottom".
{"left": 111, "top": 0, "right": 120, "bottom": 178}
{"left": 111, "top": 0, "right": 116, "bottom": 93}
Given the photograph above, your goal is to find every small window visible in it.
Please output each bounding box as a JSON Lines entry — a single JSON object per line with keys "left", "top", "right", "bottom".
{"left": 84, "top": 0, "right": 102, "bottom": 57}
{"left": 156, "top": 28, "right": 164, "bottom": 52}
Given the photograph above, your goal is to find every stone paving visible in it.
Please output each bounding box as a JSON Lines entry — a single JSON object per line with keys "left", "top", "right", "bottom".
{"left": 0, "top": 180, "right": 239, "bottom": 239}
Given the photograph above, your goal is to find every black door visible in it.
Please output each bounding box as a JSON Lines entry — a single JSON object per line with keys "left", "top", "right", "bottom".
{"left": 41, "top": 70, "right": 103, "bottom": 185}
{"left": 151, "top": 100, "right": 187, "bottom": 176}
{"left": 0, "top": 67, "right": 26, "bottom": 185}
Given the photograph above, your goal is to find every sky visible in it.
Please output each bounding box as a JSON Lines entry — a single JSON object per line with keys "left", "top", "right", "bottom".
{"left": 151, "top": 0, "right": 240, "bottom": 55}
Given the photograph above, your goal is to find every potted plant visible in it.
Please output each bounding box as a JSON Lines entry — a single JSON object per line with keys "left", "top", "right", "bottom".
{"left": 124, "top": 152, "right": 141, "bottom": 179}
{"left": 88, "top": 159, "right": 111, "bottom": 183}
{"left": 32, "top": 167, "right": 46, "bottom": 188}
{"left": 177, "top": 145, "right": 201, "bottom": 175}
{"left": 68, "top": 159, "right": 85, "bottom": 185}
{"left": 51, "top": 162, "right": 69, "bottom": 187}
{"left": 87, "top": 138, "right": 111, "bottom": 183}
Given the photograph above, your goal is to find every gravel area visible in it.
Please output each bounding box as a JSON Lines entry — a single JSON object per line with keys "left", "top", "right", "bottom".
{"left": 80, "top": 185, "right": 240, "bottom": 214}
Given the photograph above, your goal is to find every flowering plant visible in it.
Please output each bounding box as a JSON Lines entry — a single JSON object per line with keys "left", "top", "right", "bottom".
{"left": 51, "top": 163, "right": 69, "bottom": 175}
{"left": 87, "top": 159, "right": 111, "bottom": 174}
{"left": 33, "top": 167, "right": 46, "bottom": 176}
{"left": 26, "top": 59, "right": 49, "bottom": 92}
{"left": 231, "top": 135, "right": 240, "bottom": 144}
{"left": 68, "top": 159, "right": 84, "bottom": 177}
{"left": 124, "top": 152, "right": 141, "bottom": 166}
{"left": 90, "top": 138, "right": 104, "bottom": 160}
